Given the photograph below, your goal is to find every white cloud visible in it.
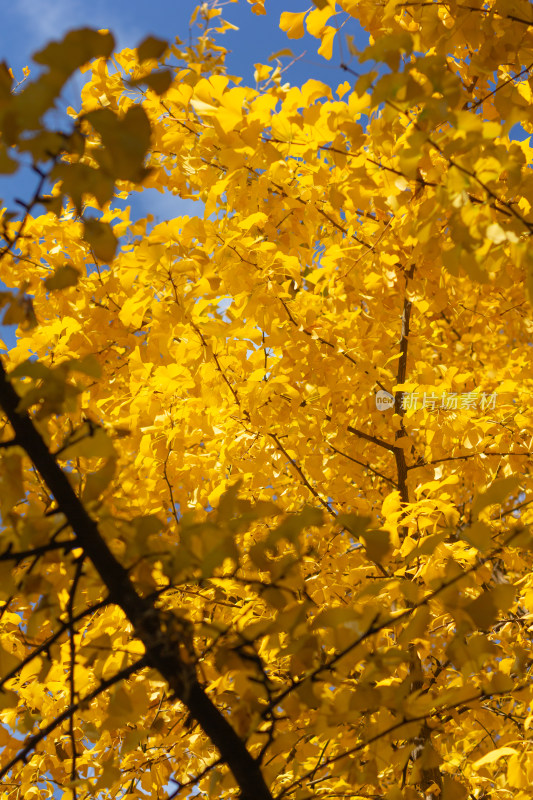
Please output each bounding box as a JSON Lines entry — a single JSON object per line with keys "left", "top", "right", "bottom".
{"left": 13, "top": 0, "right": 141, "bottom": 52}
{"left": 14, "top": 0, "right": 85, "bottom": 45}
{"left": 11, "top": 0, "right": 147, "bottom": 114}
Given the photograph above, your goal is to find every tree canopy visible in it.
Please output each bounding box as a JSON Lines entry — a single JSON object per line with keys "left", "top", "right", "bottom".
{"left": 0, "top": 1, "right": 532, "bottom": 799}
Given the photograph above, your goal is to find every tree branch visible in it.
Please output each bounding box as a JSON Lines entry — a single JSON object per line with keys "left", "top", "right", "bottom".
{"left": 0, "top": 359, "right": 274, "bottom": 800}
{"left": 0, "top": 658, "right": 147, "bottom": 780}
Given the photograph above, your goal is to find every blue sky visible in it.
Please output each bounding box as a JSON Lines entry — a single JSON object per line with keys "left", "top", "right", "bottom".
{"left": 0, "top": 0, "right": 368, "bottom": 202}
{"left": 0, "top": 1, "right": 369, "bottom": 347}
{"left": 0, "top": 0, "right": 527, "bottom": 233}
{"left": 2, "top": 0, "right": 368, "bottom": 91}
{"left": 0, "top": 3, "right": 368, "bottom": 242}
{"left": 0, "top": 1, "right": 525, "bottom": 347}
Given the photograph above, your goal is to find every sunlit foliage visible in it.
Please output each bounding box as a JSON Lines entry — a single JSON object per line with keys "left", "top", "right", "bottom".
{"left": 0, "top": 1, "right": 531, "bottom": 799}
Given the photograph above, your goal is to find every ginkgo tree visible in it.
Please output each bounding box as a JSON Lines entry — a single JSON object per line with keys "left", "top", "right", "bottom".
{"left": 0, "top": 0, "right": 532, "bottom": 798}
